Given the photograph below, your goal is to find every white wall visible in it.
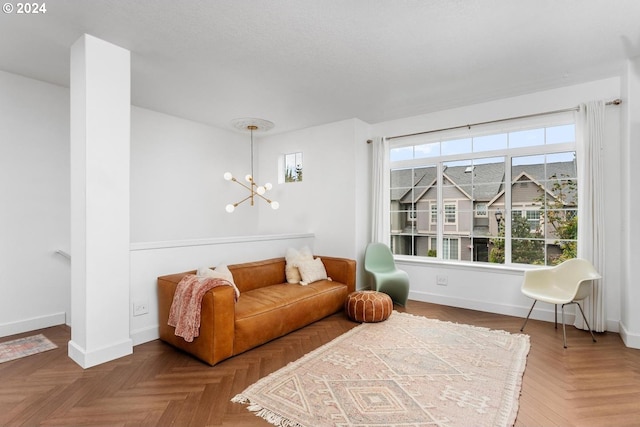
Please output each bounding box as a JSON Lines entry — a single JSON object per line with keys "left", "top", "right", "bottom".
{"left": 128, "top": 115, "right": 375, "bottom": 344}
{"left": 130, "top": 107, "right": 257, "bottom": 242}
{"left": 127, "top": 110, "right": 341, "bottom": 345}
{"left": 373, "top": 78, "right": 624, "bottom": 332}
{"left": 0, "top": 70, "right": 70, "bottom": 336}
{"left": 621, "top": 56, "right": 640, "bottom": 347}
{"left": 257, "top": 119, "right": 368, "bottom": 261}
{"left": 129, "top": 108, "right": 311, "bottom": 345}
{"left": 0, "top": 66, "right": 295, "bottom": 344}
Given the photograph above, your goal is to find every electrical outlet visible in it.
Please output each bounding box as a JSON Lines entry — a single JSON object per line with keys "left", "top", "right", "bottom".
{"left": 133, "top": 300, "right": 149, "bottom": 316}
{"left": 436, "top": 275, "right": 448, "bottom": 286}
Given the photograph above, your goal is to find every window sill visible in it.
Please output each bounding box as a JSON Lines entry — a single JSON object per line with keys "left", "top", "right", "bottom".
{"left": 393, "top": 255, "right": 543, "bottom": 275}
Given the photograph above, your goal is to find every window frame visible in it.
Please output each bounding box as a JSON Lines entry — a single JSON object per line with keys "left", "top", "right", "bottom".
{"left": 388, "top": 113, "right": 577, "bottom": 267}
{"left": 475, "top": 202, "right": 488, "bottom": 218}
{"left": 430, "top": 203, "right": 437, "bottom": 225}
{"left": 524, "top": 209, "right": 542, "bottom": 233}
{"left": 407, "top": 206, "right": 416, "bottom": 222}
{"left": 444, "top": 202, "right": 457, "bottom": 224}
{"left": 442, "top": 237, "right": 460, "bottom": 260}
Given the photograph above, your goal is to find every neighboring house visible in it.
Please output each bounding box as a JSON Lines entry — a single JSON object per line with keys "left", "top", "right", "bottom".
{"left": 390, "top": 159, "right": 577, "bottom": 264}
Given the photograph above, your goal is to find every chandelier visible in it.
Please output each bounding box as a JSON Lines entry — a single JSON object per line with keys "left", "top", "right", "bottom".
{"left": 224, "top": 118, "right": 279, "bottom": 213}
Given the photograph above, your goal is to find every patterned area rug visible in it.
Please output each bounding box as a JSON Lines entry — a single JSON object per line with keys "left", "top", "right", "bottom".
{"left": 232, "top": 312, "right": 529, "bottom": 427}
{"left": 0, "top": 334, "right": 57, "bottom": 364}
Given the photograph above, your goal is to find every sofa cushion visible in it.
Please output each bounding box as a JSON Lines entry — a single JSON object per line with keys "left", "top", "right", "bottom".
{"left": 233, "top": 280, "right": 347, "bottom": 355}
{"left": 284, "top": 246, "right": 313, "bottom": 284}
{"left": 228, "top": 258, "right": 287, "bottom": 292}
{"left": 235, "top": 282, "right": 322, "bottom": 320}
{"left": 298, "top": 257, "right": 329, "bottom": 285}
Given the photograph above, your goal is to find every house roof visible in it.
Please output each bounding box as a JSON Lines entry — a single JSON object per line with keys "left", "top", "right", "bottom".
{"left": 391, "top": 160, "right": 576, "bottom": 204}
{"left": 512, "top": 160, "right": 577, "bottom": 204}
{"left": 443, "top": 163, "right": 505, "bottom": 201}
{"left": 392, "top": 167, "right": 436, "bottom": 203}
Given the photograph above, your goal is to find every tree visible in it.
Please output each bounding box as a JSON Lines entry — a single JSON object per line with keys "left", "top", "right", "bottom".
{"left": 489, "top": 215, "right": 544, "bottom": 264}
{"left": 490, "top": 171, "right": 577, "bottom": 266}
{"left": 285, "top": 163, "right": 303, "bottom": 182}
{"left": 511, "top": 215, "right": 545, "bottom": 264}
{"left": 536, "top": 173, "right": 577, "bottom": 265}
{"left": 489, "top": 224, "right": 505, "bottom": 264}
{"left": 295, "top": 163, "right": 303, "bottom": 182}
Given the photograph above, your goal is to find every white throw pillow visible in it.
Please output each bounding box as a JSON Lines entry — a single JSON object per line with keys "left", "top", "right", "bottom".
{"left": 298, "top": 257, "right": 331, "bottom": 285}
{"left": 197, "top": 264, "right": 234, "bottom": 283}
{"left": 285, "top": 246, "right": 313, "bottom": 284}
{"left": 197, "top": 264, "right": 240, "bottom": 298}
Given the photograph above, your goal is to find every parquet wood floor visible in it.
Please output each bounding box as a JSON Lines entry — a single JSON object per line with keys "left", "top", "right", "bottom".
{"left": 1, "top": 300, "right": 639, "bottom": 426}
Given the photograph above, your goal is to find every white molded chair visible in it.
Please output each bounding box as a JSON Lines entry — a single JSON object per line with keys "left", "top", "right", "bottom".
{"left": 520, "top": 258, "right": 601, "bottom": 348}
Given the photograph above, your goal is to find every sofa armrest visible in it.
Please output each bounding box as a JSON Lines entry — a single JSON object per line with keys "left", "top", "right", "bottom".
{"left": 158, "top": 272, "right": 235, "bottom": 366}
{"left": 318, "top": 256, "right": 356, "bottom": 294}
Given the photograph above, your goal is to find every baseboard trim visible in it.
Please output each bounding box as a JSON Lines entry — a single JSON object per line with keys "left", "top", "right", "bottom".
{"left": 408, "top": 290, "right": 574, "bottom": 324}
{"left": 68, "top": 338, "right": 133, "bottom": 369}
{"left": 409, "top": 291, "right": 622, "bottom": 334}
{"left": 131, "top": 325, "right": 159, "bottom": 346}
{"left": 619, "top": 321, "right": 640, "bottom": 349}
{"left": 0, "top": 312, "right": 66, "bottom": 338}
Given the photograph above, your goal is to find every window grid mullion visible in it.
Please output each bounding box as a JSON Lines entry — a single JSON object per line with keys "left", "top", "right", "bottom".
{"left": 504, "top": 154, "right": 512, "bottom": 264}
{"left": 437, "top": 162, "right": 443, "bottom": 260}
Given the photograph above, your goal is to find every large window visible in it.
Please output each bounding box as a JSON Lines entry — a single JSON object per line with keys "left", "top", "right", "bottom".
{"left": 389, "top": 119, "right": 577, "bottom": 266}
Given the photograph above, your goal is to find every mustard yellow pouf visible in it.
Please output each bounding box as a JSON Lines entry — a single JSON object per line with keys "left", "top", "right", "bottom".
{"left": 345, "top": 290, "right": 393, "bottom": 323}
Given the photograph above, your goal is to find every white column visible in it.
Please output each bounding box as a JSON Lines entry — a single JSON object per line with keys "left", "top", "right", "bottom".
{"left": 621, "top": 56, "right": 640, "bottom": 348}
{"left": 69, "top": 34, "right": 132, "bottom": 368}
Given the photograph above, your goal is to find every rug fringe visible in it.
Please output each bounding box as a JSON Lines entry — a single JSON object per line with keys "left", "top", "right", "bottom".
{"left": 497, "top": 335, "right": 531, "bottom": 426}
{"left": 231, "top": 394, "right": 303, "bottom": 427}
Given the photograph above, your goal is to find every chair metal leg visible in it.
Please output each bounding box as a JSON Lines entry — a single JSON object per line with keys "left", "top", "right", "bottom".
{"left": 561, "top": 304, "right": 567, "bottom": 348}
{"left": 520, "top": 300, "right": 537, "bottom": 332}
{"left": 576, "top": 301, "right": 597, "bottom": 343}
{"left": 561, "top": 301, "right": 597, "bottom": 348}
{"left": 522, "top": 300, "right": 596, "bottom": 349}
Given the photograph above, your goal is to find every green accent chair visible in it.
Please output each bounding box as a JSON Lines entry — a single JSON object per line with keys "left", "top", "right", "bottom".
{"left": 364, "top": 242, "right": 410, "bottom": 306}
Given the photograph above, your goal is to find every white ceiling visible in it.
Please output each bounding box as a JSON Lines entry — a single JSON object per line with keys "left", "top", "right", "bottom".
{"left": 2, "top": 0, "right": 640, "bottom": 134}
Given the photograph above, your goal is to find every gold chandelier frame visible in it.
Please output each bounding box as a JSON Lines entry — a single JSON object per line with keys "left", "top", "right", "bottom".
{"left": 224, "top": 118, "right": 279, "bottom": 212}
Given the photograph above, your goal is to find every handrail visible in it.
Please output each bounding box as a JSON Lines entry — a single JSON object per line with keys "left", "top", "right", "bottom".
{"left": 55, "top": 249, "right": 71, "bottom": 260}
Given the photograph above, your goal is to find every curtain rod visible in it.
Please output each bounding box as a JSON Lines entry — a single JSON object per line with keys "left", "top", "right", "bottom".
{"left": 366, "top": 98, "right": 621, "bottom": 143}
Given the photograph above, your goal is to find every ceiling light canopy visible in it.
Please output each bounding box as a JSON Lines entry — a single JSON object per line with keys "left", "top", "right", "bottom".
{"left": 230, "top": 117, "right": 274, "bottom": 133}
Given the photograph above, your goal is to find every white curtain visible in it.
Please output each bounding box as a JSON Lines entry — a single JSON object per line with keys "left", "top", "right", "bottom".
{"left": 576, "top": 100, "right": 606, "bottom": 332}
{"left": 371, "top": 137, "right": 390, "bottom": 244}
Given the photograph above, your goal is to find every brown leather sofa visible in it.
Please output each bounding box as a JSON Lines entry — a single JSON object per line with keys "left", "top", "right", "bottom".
{"left": 158, "top": 256, "right": 356, "bottom": 366}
